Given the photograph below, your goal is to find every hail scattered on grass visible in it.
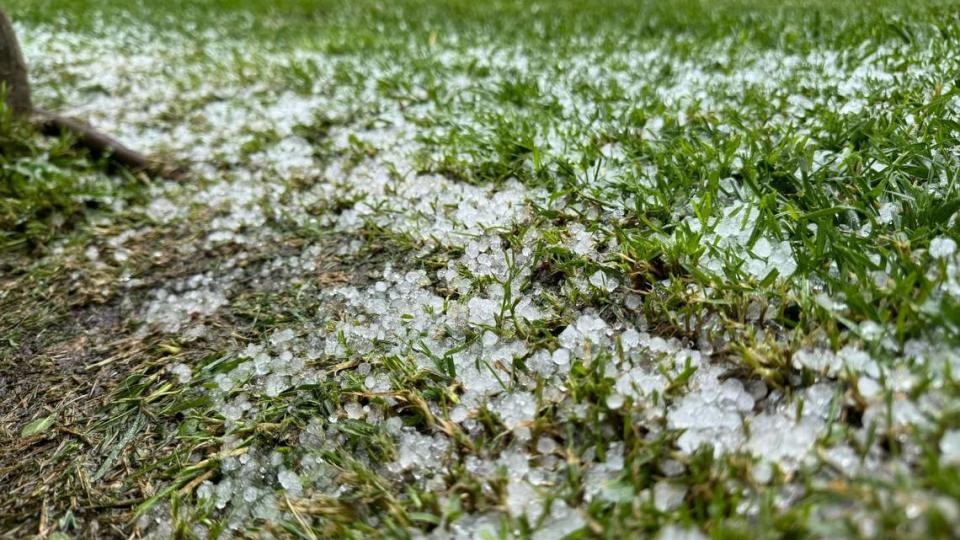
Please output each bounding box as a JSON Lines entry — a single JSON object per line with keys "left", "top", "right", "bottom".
{"left": 4, "top": 1, "right": 960, "bottom": 538}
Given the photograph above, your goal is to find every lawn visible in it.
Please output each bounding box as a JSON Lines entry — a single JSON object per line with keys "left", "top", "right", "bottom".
{"left": 2, "top": 0, "right": 960, "bottom": 538}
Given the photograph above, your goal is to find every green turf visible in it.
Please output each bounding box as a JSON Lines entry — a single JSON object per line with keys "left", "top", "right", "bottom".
{"left": 3, "top": 1, "right": 960, "bottom": 539}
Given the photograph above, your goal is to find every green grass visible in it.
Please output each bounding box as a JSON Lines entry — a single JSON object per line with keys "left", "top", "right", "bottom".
{"left": 10, "top": 0, "right": 960, "bottom": 51}
{"left": 3, "top": 0, "right": 960, "bottom": 538}
{"left": 0, "top": 100, "right": 145, "bottom": 252}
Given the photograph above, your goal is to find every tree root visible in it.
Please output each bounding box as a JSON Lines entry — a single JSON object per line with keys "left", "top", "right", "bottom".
{"left": 2, "top": 9, "right": 182, "bottom": 180}
{"left": 32, "top": 108, "right": 183, "bottom": 179}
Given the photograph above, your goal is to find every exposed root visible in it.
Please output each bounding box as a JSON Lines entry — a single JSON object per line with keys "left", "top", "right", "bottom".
{"left": 3, "top": 8, "right": 181, "bottom": 180}
{"left": 32, "top": 108, "right": 184, "bottom": 179}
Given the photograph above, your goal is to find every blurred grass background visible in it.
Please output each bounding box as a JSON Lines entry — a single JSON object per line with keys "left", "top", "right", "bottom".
{"left": 9, "top": 0, "right": 960, "bottom": 51}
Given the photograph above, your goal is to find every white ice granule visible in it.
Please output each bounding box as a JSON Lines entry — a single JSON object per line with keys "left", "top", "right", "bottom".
{"left": 658, "top": 524, "right": 707, "bottom": 540}
{"left": 393, "top": 430, "right": 451, "bottom": 473}
{"left": 552, "top": 348, "right": 572, "bottom": 366}
{"left": 467, "top": 296, "right": 500, "bottom": 325}
{"left": 940, "top": 430, "right": 960, "bottom": 464}
{"left": 746, "top": 414, "right": 820, "bottom": 470}
{"left": 621, "top": 328, "right": 642, "bottom": 350}
{"left": 141, "top": 274, "right": 229, "bottom": 334}
{"left": 146, "top": 196, "right": 181, "bottom": 223}
{"left": 857, "top": 376, "right": 882, "bottom": 399}
{"left": 605, "top": 393, "right": 625, "bottom": 410}
{"left": 449, "top": 514, "right": 502, "bottom": 539}
{"left": 653, "top": 481, "right": 687, "bottom": 512}
{"left": 558, "top": 325, "right": 581, "bottom": 350}
{"left": 576, "top": 313, "right": 608, "bottom": 342}
{"left": 930, "top": 236, "right": 957, "bottom": 259}
{"left": 506, "top": 478, "right": 542, "bottom": 520}
{"left": 493, "top": 392, "right": 537, "bottom": 430}
{"left": 277, "top": 469, "right": 303, "bottom": 498}
{"left": 450, "top": 405, "right": 469, "bottom": 423}
{"left": 536, "top": 436, "right": 558, "bottom": 454}
{"left": 531, "top": 501, "right": 585, "bottom": 540}
{"left": 255, "top": 136, "right": 315, "bottom": 178}
{"left": 270, "top": 329, "right": 296, "bottom": 346}
{"left": 567, "top": 223, "right": 596, "bottom": 256}
{"left": 169, "top": 363, "right": 192, "bottom": 383}
{"left": 344, "top": 402, "right": 365, "bottom": 420}
{"left": 588, "top": 270, "right": 619, "bottom": 292}
{"left": 877, "top": 202, "right": 899, "bottom": 225}
{"left": 264, "top": 375, "right": 286, "bottom": 397}
{"left": 666, "top": 367, "right": 754, "bottom": 455}
{"left": 695, "top": 202, "right": 798, "bottom": 280}
{"left": 215, "top": 374, "right": 234, "bottom": 393}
